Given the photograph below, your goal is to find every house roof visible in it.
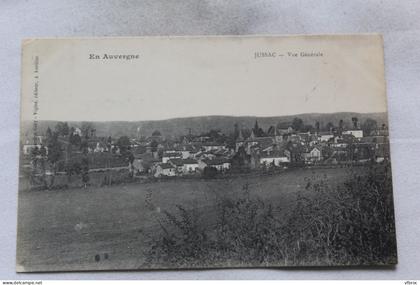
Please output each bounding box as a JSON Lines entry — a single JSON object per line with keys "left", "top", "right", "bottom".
{"left": 134, "top": 152, "right": 154, "bottom": 160}
{"left": 260, "top": 150, "right": 287, "bottom": 158}
{"left": 297, "top": 133, "right": 310, "bottom": 141}
{"left": 169, "top": 158, "right": 184, "bottom": 166}
{"left": 163, "top": 152, "right": 182, "bottom": 157}
{"left": 371, "top": 129, "right": 389, "bottom": 136}
{"left": 245, "top": 137, "right": 275, "bottom": 150}
{"left": 173, "top": 144, "right": 196, "bottom": 152}
{"left": 246, "top": 136, "right": 274, "bottom": 143}
{"left": 310, "top": 146, "right": 322, "bottom": 153}
{"left": 160, "top": 163, "right": 175, "bottom": 169}
{"left": 286, "top": 142, "right": 305, "bottom": 153}
{"left": 204, "top": 158, "right": 230, "bottom": 166}
{"left": 87, "top": 141, "right": 100, "bottom": 148}
{"left": 132, "top": 145, "right": 146, "bottom": 154}
{"left": 214, "top": 149, "right": 231, "bottom": 157}
{"left": 309, "top": 134, "right": 319, "bottom": 141}
{"left": 338, "top": 134, "right": 358, "bottom": 144}
{"left": 202, "top": 142, "right": 224, "bottom": 147}
{"left": 171, "top": 145, "right": 185, "bottom": 152}
{"left": 182, "top": 158, "right": 198, "bottom": 164}
{"left": 191, "top": 141, "right": 204, "bottom": 147}
{"left": 319, "top": 132, "right": 334, "bottom": 136}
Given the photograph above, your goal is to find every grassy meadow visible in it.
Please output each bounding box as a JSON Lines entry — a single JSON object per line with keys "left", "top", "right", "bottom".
{"left": 16, "top": 165, "right": 396, "bottom": 271}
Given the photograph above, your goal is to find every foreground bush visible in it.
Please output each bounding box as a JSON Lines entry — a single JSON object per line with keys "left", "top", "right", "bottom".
{"left": 147, "top": 163, "right": 397, "bottom": 268}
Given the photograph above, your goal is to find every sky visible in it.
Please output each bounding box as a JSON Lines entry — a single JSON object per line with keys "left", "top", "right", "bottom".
{"left": 21, "top": 35, "right": 388, "bottom": 122}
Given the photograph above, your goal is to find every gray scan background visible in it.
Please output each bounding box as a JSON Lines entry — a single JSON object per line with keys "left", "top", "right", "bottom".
{"left": 0, "top": 0, "right": 419, "bottom": 280}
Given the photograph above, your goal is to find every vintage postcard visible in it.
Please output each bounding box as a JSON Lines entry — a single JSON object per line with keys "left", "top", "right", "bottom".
{"left": 17, "top": 35, "right": 397, "bottom": 272}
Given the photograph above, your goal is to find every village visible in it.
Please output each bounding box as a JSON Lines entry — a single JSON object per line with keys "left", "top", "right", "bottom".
{"left": 21, "top": 116, "right": 390, "bottom": 186}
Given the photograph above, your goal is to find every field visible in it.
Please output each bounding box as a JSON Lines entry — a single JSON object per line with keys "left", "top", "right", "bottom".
{"left": 16, "top": 166, "right": 395, "bottom": 271}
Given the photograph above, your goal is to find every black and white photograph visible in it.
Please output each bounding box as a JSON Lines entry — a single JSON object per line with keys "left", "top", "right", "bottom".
{"left": 16, "top": 35, "right": 397, "bottom": 272}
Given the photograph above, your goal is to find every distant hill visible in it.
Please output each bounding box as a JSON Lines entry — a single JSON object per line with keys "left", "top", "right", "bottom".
{"left": 21, "top": 112, "right": 389, "bottom": 140}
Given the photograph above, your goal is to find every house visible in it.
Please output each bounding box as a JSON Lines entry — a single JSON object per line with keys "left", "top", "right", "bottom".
{"left": 194, "top": 151, "right": 216, "bottom": 160}
{"left": 308, "top": 134, "right": 320, "bottom": 146}
{"left": 245, "top": 136, "right": 274, "bottom": 147}
{"left": 297, "top": 132, "right": 311, "bottom": 143}
{"left": 180, "top": 150, "right": 191, "bottom": 159}
{"left": 324, "top": 149, "right": 350, "bottom": 163}
{"left": 259, "top": 150, "right": 290, "bottom": 167}
{"left": 371, "top": 128, "right": 389, "bottom": 136}
{"left": 174, "top": 144, "right": 196, "bottom": 159}
{"left": 342, "top": 129, "right": 363, "bottom": 139}
{"left": 286, "top": 134, "right": 302, "bottom": 144}
{"left": 330, "top": 134, "right": 357, "bottom": 148}
{"left": 182, "top": 158, "right": 199, "bottom": 174}
{"left": 303, "top": 146, "right": 322, "bottom": 163}
{"left": 374, "top": 143, "right": 390, "bottom": 162}
{"left": 199, "top": 158, "right": 231, "bottom": 171}
{"left": 213, "top": 148, "right": 234, "bottom": 158}
{"left": 202, "top": 142, "right": 226, "bottom": 152}
{"left": 131, "top": 152, "right": 159, "bottom": 175}
{"left": 194, "top": 135, "right": 211, "bottom": 142}
{"left": 131, "top": 158, "right": 145, "bottom": 174}
{"left": 244, "top": 137, "right": 275, "bottom": 154}
{"left": 189, "top": 149, "right": 200, "bottom": 158}
{"left": 284, "top": 142, "right": 305, "bottom": 163}
{"left": 268, "top": 127, "right": 285, "bottom": 143}
{"left": 85, "top": 138, "right": 109, "bottom": 153}
{"left": 319, "top": 132, "right": 334, "bottom": 142}
{"left": 93, "top": 141, "right": 107, "bottom": 153}
{"left": 73, "top": 127, "right": 82, "bottom": 136}
{"left": 22, "top": 135, "right": 46, "bottom": 155}
{"left": 164, "top": 148, "right": 179, "bottom": 154}
{"left": 180, "top": 135, "right": 192, "bottom": 145}
{"left": 154, "top": 163, "right": 176, "bottom": 177}
{"left": 276, "top": 122, "right": 294, "bottom": 135}
{"left": 162, "top": 151, "right": 182, "bottom": 163}
{"left": 131, "top": 145, "right": 147, "bottom": 156}
{"left": 87, "top": 141, "right": 97, "bottom": 153}
{"left": 22, "top": 144, "right": 44, "bottom": 155}
{"left": 168, "top": 158, "right": 184, "bottom": 174}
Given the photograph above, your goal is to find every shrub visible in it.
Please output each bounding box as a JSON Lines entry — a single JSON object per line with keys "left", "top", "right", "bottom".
{"left": 146, "top": 163, "right": 396, "bottom": 267}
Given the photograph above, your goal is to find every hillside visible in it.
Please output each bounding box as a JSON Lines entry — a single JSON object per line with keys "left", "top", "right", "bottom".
{"left": 21, "top": 112, "right": 388, "bottom": 139}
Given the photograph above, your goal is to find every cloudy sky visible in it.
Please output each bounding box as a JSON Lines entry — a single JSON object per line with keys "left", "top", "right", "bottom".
{"left": 21, "top": 35, "right": 388, "bottom": 122}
